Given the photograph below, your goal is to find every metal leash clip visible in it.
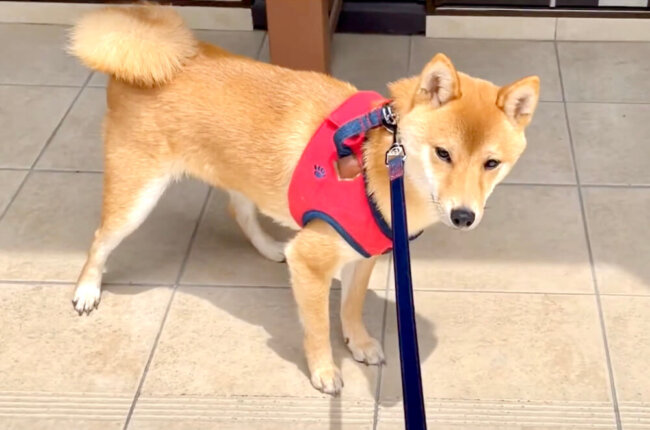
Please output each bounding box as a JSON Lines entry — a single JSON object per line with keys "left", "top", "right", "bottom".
{"left": 385, "top": 143, "right": 406, "bottom": 165}
{"left": 381, "top": 103, "right": 398, "bottom": 132}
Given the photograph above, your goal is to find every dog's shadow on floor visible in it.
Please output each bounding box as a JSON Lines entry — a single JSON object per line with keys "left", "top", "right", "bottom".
{"left": 108, "top": 278, "right": 437, "bottom": 426}
{"left": 187, "top": 278, "right": 437, "bottom": 395}
{"left": 188, "top": 281, "right": 437, "bottom": 429}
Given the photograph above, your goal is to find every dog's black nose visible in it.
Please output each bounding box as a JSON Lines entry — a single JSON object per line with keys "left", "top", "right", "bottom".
{"left": 451, "top": 208, "right": 475, "bottom": 227}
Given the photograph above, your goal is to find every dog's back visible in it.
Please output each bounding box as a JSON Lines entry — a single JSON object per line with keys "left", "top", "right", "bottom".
{"left": 68, "top": 5, "right": 355, "bottom": 221}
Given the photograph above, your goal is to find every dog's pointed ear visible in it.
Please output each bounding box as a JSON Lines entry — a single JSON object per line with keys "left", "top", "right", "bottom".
{"left": 414, "top": 53, "right": 461, "bottom": 108}
{"left": 497, "top": 76, "right": 540, "bottom": 128}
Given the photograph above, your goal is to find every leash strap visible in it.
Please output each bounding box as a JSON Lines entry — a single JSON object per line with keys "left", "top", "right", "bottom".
{"left": 385, "top": 111, "right": 428, "bottom": 430}
{"left": 333, "top": 107, "right": 384, "bottom": 158}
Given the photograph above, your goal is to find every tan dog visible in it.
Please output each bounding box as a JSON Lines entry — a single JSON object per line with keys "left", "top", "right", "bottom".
{"left": 69, "top": 5, "right": 540, "bottom": 394}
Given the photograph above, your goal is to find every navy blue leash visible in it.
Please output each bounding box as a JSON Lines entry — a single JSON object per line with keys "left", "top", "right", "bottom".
{"left": 383, "top": 106, "right": 428, "bottom": 430}
{"left": 333, "top": 103, "right": 428, "bottom": 429}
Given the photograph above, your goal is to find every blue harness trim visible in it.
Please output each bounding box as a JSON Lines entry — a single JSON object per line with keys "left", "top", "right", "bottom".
{"left": 302, "top": 210, "right": 371, "bottom": 258}
{"left": 362, "top": 166, "right": 424, "bottom": 249}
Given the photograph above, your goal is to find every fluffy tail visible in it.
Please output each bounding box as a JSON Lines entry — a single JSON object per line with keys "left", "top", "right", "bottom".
{"left": 68, "top": 5, "right": 198, "bottom": 87}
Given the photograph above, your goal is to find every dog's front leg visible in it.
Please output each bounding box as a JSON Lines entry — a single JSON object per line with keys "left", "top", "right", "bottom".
{"left": 286, "top": 220, "right": 344, "bottom": 395}
{"left": 341, "top": 257, "right": 385, "bottom": 365}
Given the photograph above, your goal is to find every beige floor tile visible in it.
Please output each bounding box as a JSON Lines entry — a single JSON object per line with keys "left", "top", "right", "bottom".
{"left": 0, "top": 172, "right": 208, "bottom": 283}
{"left": 410, "top": 38, "right": 562, "bottom": 102}
{"left": 130, "top": 420, "right": 372, "bottom": 430}
{"left": 505, "top": 102, "right": 575, "bottom": 185}
{"left": 568, "top": 103, "right": 650, "bottom": 185}
{"left": 181, "top": 191, "right": 292, "bottom": 287}
{"left": 558, "top": 42, "right": 650, "bottom": 103}
{"left": 0, "top": 85, "right": 78, "bottom": 168}
{"left": 0, "top": 24, "right": 89, "bottom": 85}
{"left": 377, "top": 291, "right": 615, "bottom": 429}
{"left": 583, "top": 188, "right": 650, "bottom": 295}
{"left": 0, "top": 283, "right": 171, "bottom": 429}
{"left": 131, "top": 286, "right": 383, "bottom": 429}
{"left": 37, "top": 87, "right": 105, "bottom": 171}
{"left": 331, "top": 34, "right": 409, "bottom": 96}
{"left": 601, "top": 295, "right": 650, "bottom": 429}
{"left": 403, "top": 185, "right": 592, "bottom": 293}
{"left": 0, "top": 170, "right": 26, "bottom": 215}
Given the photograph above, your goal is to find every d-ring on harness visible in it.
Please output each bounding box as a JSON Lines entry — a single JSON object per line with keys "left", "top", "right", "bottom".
{"left": 382, "top": 105, "right": 428, "bottom": 430}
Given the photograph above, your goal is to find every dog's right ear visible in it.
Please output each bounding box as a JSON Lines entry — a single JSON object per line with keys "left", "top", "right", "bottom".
{"left": 414, "top": 53, "right": 462, "bottom": 108}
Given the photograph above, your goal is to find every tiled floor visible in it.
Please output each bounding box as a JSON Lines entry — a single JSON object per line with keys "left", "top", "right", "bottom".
{"left": 0, "top": 23, "right": 648, "bottom": 430}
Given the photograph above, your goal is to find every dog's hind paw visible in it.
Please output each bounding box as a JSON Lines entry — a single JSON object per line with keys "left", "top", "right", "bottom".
{"left": 310, "top": 365, "right": 343, "bottom": 395}
{"left": 258, "top": 240, "right": 286, "bottom": 263}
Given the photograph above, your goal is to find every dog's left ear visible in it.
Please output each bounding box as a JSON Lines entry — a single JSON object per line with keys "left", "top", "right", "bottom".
{"left": 497, "top": 76, "right": 540, "bottom": 128}
{"left": 414, "top": 53, "right": 462, "bottom": 108}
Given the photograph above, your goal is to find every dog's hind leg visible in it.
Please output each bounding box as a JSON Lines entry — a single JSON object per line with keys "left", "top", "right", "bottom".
{"left": 73, "top": 146, "right": 171, "bottom": 314}
{"left": 228, "top": 190, "right": 285, "bottom": 262}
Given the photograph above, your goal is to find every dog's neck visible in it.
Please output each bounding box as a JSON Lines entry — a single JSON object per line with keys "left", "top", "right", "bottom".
{"left": 362, "top": 127, "right": 437, "bottom": 235}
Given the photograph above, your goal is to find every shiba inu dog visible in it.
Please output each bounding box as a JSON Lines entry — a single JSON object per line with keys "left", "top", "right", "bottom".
{"left": 68, "top": 4, "right": 539, "bottom": 394}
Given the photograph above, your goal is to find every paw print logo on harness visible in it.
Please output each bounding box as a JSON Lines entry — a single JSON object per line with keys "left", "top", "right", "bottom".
{"left": 313, "top": 165, "right": 326, "bottom": 179}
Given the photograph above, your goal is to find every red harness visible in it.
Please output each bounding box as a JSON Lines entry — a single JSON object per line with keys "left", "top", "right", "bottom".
{"left": 288, "top": 91, "right": 394, "bottom": 257}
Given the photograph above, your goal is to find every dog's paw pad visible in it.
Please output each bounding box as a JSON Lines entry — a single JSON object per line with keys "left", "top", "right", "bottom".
{"left": 310, "top": 365, "right": 343, "bottom": 395}
{"left": 347, "top": 336, "right": 385, "bottom": 365}
{"left": 72, "top": 282, "right": 101, "bottom": 315}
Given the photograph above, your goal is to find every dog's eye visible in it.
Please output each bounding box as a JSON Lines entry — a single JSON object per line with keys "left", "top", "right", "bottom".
{"left": 435, "top": 147, "right": 451, "bottom": 163}
{"left": 484, "top": 159, "right": 501, "bottom": 170}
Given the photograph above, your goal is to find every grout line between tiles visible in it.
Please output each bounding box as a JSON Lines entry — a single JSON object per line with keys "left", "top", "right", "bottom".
{"left": 7, "top": 278, "right": 646, "bottom": 296}
{"left": 565, "top": 100, "right": 650, "bottom": 105}
{"left": 554, "top": 40, "right": 622, "bottom": 430}
{"left": 0, "top": 167, "right": 30, "bottom": 172}
{"left": 500, "top": 182, "right": 576, "bottom": 187}
{"left": 501, "top": 182, "right": 650, "bottom": 189}
{"left": 0, "top": 71, "right": 92, "bottom": 223}
{"left": 388, "top": 288, "right": 598, "bottom": 296}
{"left": 406, "top": 35, "right": 413, "bottom": 76}
{"left": 373, "top": 256, "right": 393, "bottom": 430}
{"left": 122, "top": 188, "right": 212, "bottom": 430}
{"left": 33, "top": 167, "right": 103, "bottom": 174}
{"left": 0, "top": 279, "right": 175, "bottom": 288}
{"left": 0, "top": 82, "right": 85, "bottom": 88}
{"left": 2, "top": 167, "right": 647, "bottom": 189}
{"left": 255, "top": 32, "right": 267, "bottom": 61}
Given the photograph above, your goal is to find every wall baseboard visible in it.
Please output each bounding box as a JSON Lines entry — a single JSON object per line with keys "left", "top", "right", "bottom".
{"left": 0, "top": 1, "right": 253, "bottom": 30}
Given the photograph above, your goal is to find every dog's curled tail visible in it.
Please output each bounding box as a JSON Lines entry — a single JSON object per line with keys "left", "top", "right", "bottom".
{"left": 69, "top": 5, "right": 198, "bottom": 87}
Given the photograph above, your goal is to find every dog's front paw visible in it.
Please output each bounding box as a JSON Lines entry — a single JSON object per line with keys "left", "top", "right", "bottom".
{"left": 72, "top": 282, "right": 101, "bottom": 315}
{"left": 346, "top": 336, "right": 385, "bottom": 365}
{"left": 310, "top": 365, "right": 343, "bottom": 395}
